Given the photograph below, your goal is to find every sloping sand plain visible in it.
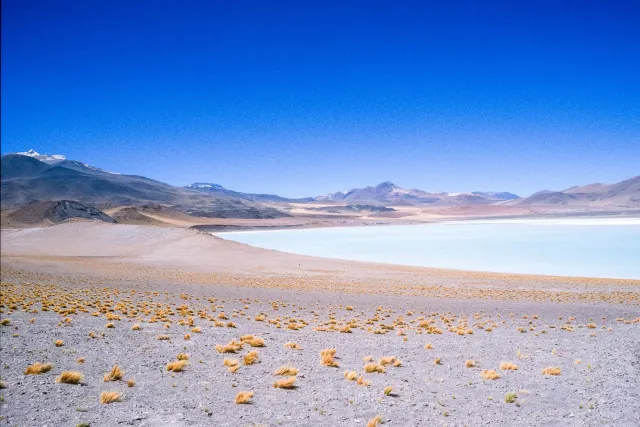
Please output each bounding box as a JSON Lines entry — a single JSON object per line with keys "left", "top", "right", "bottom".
{"left": 1, "top": 221, "right": 639, "bottom": 426}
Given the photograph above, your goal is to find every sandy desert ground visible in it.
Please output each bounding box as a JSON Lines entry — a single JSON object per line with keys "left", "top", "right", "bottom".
{"left": 1, "top": 221, "right": 639, "bottom": 426}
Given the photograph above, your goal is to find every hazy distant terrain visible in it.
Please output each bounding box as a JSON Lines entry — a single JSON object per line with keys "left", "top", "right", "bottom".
{"left": 1, "top": 150, "right": 639, "bottom": 228}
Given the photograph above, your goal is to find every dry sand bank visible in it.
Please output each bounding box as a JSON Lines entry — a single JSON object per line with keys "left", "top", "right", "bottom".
{"left": 1, "top": 221, "right": 639, "bottom": 426}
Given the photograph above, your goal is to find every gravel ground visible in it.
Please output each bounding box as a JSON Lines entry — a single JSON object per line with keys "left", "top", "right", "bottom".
{"left": 1, "top": 279, "right": 639, "bottom": 427}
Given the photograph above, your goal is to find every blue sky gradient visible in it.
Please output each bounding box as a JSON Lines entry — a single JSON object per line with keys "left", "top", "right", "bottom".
{"left": 2, "top": 0, "right": 639, "bottom": 197}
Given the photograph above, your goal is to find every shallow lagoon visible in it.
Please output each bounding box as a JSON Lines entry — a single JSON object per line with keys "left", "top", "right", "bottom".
{"left": 217, "top": 218, "right": 640, "bottom": 279}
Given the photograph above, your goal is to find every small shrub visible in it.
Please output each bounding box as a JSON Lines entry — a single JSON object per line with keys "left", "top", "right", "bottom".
{"left": 100, "top": 391, "right": 121, "bottom": 404}
{"left": 235, "top": 391, "right": 253, "bottom": 404}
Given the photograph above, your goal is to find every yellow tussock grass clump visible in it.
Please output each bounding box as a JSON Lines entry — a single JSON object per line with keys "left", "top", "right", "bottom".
{"left": 364, "top": 363, "right": 385, "bottom": 374}
{"left": 433, "top": 358, "right": 441, "bottom": 365}
{"left": 384, "top": 386, "right": 393, "bottom": 396}
{"left": 167, "top": 360, "right": 189, "bottom": 372}
{"left": 541, "top": 366, "right": 561, "bottom": 376}
{"left": 228, "top": 365, "right": 240, "bottom": 373}
{"left": 424, "top": 343, "right": 433, "bottom": 349}
{"left": 100, "top": 391, "right": 121, "bottom": 404}
{"left": 157, "top": 335, "right": 170, "bottom": 340}
{"left": 500, "top": 362, "right": 519, "bottom": 371}
{"left": 481, "top": 369, "right": 500, "bottom": 380}
{"left": 465, "top": 360, "right": 476, "bottom": 368}
{"left": 184, "top": 334, "right": 191, "bottom": 340}
{"left": 127, "top": 379, "right": 135, "bottom": 387}
{"left": 56, "top": 371, "right": 83, "bottom": 384}
{"left": 216, "top": 340, "right": 243, "bottom": 353}
{"left": 392, "top": 360, "right": 402, "bottom": 367}
{"left": 54, "top": 340, "right": 64, "bottom": 347}
{"left": 321, "top": 348, "right": 339, "bottom": 367}
{"left": 363, "top": 355, "right": 373, "bottom": 363}
{"left": 176, "top": 353, "right": 189, "bottom": 361}
{"left": 106, "top": 323, "right": 115, "bottom": 328}
{"left": 284, "top": 341, "right": 301, "bottom": 350}
{"left": 235, "top": 391, "right": 253, "bottom": 404}
{"left": 367, "top": 415, "right": 383, "bottom": 427}
{"left": 103, "top": 365, "right": 123, "bottom": 382}
{"left": 243, "top": 350, "right": 259, "bottom": 366}
{"left": 24, "top": 362, "right": 52, "bottom": 375}
{"left": 344, "top": 370, "right": 358, "bottom": 381}
{"left": 77, "top": 357, "right": 85, "bottom": 364}
{"left": 574, "top": 359, "right": 582, "bottom": 364}
{"left": 379, "top": 356, "right": 396, "bottom": 366}
{"left": 273, "top": 376, "right": 297, "bottom": 389}
{"left": 244, "top": 337, "right": 265, "bottom": 347}
{"left": 131, "top": 324, "right": 141, "bottom": 331}
{"left": 357, "top": 375, "right": 371, "bottom": 386}
{"left": 0, "top": 319, "right": 10, "bottom": 326}
{"left": 274, "top": 366, "right": 299, "bottom": 376}
{"left": 346, "top": 305, "right": 354, "bottom": 310}
{"left": 224, "top": 358, "right": 239, "bottom": 367}
{"left": 191, "top": 327, "right": 201, "bottom": 333}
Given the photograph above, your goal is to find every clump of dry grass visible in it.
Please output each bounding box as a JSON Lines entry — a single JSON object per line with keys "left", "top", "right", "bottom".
{"left": 364, "top": 363, "right": 386, "bottom": 374}
{"left": 241, "top": 336, "right": 265, "bottom": 347}
{"left": 541, "top": 366, "right": 561, "bottom": 376}
{"left": 167, "top": 360, "right": 189, "bottom": 372}
{"left": 0, "top": 319, "right": 10, "bottom": 326}
{"left": 235, "top": 391, "right": 253, "bottom": 404}
{"left": 384, "top": 386, "right": 393, "bottom": 396}
{"left": 363, "top": 355, "right": 374, "bottom": 363}
{"left": 157, "top": 335, "right": 170, "bottom": 340}
{"left": 433, "top": 358, "right": 441, "bottom": 365}
{"left": 500, "top": 362, "right": 519, "bottom": 371}
{"left": 367, "top": 415, "right": 383, "bottom": 427}
{"left": 176, "top": 353, "right": 189, "bottom": 361}
{"left": 131, "top": 324, "right": 141, "bottom": 331}
{"left": 243, "top": 350, "right": 259, "bottom": 366}
{"left": 356, "top": 375, "right": 371, "bottom": 386}
{"left": 184, "top": 334, "right": 191, "bottom": 340}
{"left": 481, "top": 369, "right": 500, "bottom": 380}
{"left": 54, "top": 340, "right": 64, "bottom": 347}
{"left": 284, "top": 341, "right": 301, "bottom": 350}
{"left": 106, "top": 322, "right": 115, "bottom": 329}
{"left": 321, "top": 348, "right": 339, "bottom": 367}
{"left": 274, "top": 366, "right": 299, "bottom": 376}
{"left": 424, "top": 343, "right": 433, "bottom": 349}
{"left": 344, "top": 370, "right": 358, "bottom": 381}
{"left": 574, "top": 359, "right": 582, "bottom": 365}
{"left": 191, "top": 326, "right": 202, "bottom": 333}
{"left": 56, "top": 371, "right": 83, "bottom": 384}
{"left": 273, "top": 376, "right": 297, "bottom": 389}
{"left": 379, "top": 356, "right": 396, "bottom": 366}
{"left": 100, "top": 391, "right": 121, "bottom": 404}
{"left": 24, "top": 362, "right": 52, "bottom": 375}
{"left": 77, "top": 357, "right": 85, "bottom": 364}
{"left": 465, "top": 360, "right": 476, "bottom": 368}
{"left": 127, "top": 379, "right": 135, "bottom": 387}
{"left": 215, "top": 340, "right": 243, "bottom": 353}
{"left": 224, "top": 358, "right": 239, "bottom": 367}
{"left": 504, "top": 392, "right": 517, "bottom": 403}
{"left": 103, "top": 365, "right": 124, "bottom": 382}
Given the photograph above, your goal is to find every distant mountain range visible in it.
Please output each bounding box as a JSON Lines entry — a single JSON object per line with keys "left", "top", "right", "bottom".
{"left": 315, "top": 181, "right": 519, "bottom": 205}
{"left": 2, "top": 150, "right": 638, "bottom": 222}
{"left": 509, "top": 175, "right": 640, "bottom": 207}
{"left": 185, "top": 182, "right": 314, "bottom": 203}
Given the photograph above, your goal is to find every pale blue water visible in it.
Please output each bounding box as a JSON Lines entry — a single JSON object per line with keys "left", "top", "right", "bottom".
{"left": 216, "top": 219, "right": 640, "bottom": 279}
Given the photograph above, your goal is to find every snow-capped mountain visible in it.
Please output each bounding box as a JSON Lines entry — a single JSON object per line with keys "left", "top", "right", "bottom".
{"left": 15, "top": 149, "right": 120, "bottom": 175}
{"left": 185, "top": 182, "right": 314, "bottom": 203}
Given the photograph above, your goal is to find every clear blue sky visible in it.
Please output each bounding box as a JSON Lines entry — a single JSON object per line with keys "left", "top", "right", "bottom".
{"left": 2, "top": 0, "right": 639, "bottom": 197}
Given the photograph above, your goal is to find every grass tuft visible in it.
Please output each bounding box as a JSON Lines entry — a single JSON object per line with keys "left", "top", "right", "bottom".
{"left": 167, "top": 360, "right": 189, "bottom": 372}
{"left": 274, "top": 366, "right": 299, "bottom": 376}
{"left": 100, "top": 391, "right": 121, "bottom": 404}
{"left": 481, "top": 369, "right": 500, "bottom": 380}
{"left": 504, "top": 392, "right": 517, "bottom": 403}
{"left": 243, "top": 350, "right": 259, "bottom": 366}
{"left": 56, "top": 371, "right": 83, "bottom": 384}
{"left": 24, "top": 362, "right": 52, "bottom": 375}
{"left": 235, "top": 391, "right": 253, "bottom": 404}
{"left": 273, "top": 376, "right": 297, "bottom": 389}
{"left": 367, "top": 415, "right": 383, "bottom": 427}
{"left": 541, "top": 366, "right": 561, "bottom": 376}
{"left": 500, "top": 362, "right": 519, "bottom": 371}
{"left": 103, "top": 365, "right": 124, "bottom": 382}
{"left": 465, "top": 360, "right": 476, "bottom": 368}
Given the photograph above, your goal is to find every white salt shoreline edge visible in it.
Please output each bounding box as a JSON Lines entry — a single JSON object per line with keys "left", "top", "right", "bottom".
{"left": 213, "top": 216, "right": 640, "bottom": 235}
